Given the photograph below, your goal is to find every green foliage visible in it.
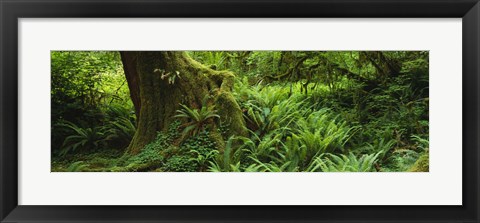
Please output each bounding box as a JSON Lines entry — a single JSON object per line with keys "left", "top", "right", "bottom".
{"left": 52, "top": 51, "right": 429, "bottom": 173}
{"left": 51, "top": 51, "right": 134, "bottom": 153}
{"left": 66, "top": 161, "right": 90, "bottom": 172}
{"left": 175, "top": 97, "right": 220, "bottom": 139}
{"left": 208, "top": 136, "right": 244, "bottom": 172}
{"left": 295, "top": 109, "right": 356, "bottom": 155}
{"left": 380, "top": 135, "right": 429, "bottom": 172}
{"left": 358, "top": 138, "right": 397, "bottom": 162}
{"left": 102, "top": 117, "right": 136, "bottom": 147}
{"left": 55, "top": 103, "right": 136, "bottom": 157}
{"left": 119, "top": 132, "right": 167, "bottom": 172}
{"left": 74, "top": 121, "right": 181, "bottom": 172}
{"left": 51, "top": 51, "right": 128, "bottom": 122}
{"left": 314, "top": 152, "right": 380, "bottom": 172}
{"left": 409, "top": 152, "right": 429, "bottom": 172}
{"left": 188, "top": 52, "right": 228, "bottom": 70}
{"left": 163, "top": 155, "right": 197, "bottom": 172}
{"left": 189, "top": 149, "right": 218, "bottom": 171}
{"left": 58, "top": 121, "right": 105, "bottom": 156}
{"left": 184, "top": 136, "right": 217, "bottom": 168}
{"left": 411, "top": 134, "right": 429, "bottom": 151}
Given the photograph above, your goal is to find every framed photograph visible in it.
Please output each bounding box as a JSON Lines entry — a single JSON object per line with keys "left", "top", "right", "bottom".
{"left": 1, "top": 0, "right": 479, "bottom": 222}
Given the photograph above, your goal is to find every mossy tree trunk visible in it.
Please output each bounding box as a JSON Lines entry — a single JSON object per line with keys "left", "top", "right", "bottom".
{"left": 120, "top": 52, "right": 247, "bottom": 154}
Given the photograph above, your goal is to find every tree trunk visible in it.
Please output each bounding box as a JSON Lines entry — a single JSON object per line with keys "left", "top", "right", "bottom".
{"left": 120, "top": 52, "right": 141, "bottom": 117}
{"left": 120, "top": 51, "right": 247, "bottom": 154}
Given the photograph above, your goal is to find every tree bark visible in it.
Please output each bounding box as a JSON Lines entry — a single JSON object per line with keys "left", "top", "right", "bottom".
{"left": 120, "top": 51, "right": 247, "bottom": 154}
{"left": 120, "top": 52, "right": 141, "bottom": 117}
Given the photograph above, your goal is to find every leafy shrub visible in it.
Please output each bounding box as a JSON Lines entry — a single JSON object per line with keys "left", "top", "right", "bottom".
{"left": 312, "top": 152, "right": 380, "bottom": 172}
{"left": 175, "top": 97, "right": 220, "bottom": 139}
{"left": 102, "top": 117, "right": 136, "bottom": 148}
{"left": 382, "top": 149, "right": 420, "bottom": 172}
{"left": 58, "top": 121, "right": 105, "bottom": 156}
{"left": 181, "top": 130, "right": 218, "bottom": 171}
{"left": 293, "top": 109, "right": 356, "bottom": 161}
{"left": 208, "top": 136, "right": 244, "bottom": 172}
{"left": 118, "top": 132, "right": 167, "bottom": 172}
{"left": 163, "top": 155, "right": 198, "bottom": 172}
{"left": 66, "top": 161, "right": 90, "bottom": 172}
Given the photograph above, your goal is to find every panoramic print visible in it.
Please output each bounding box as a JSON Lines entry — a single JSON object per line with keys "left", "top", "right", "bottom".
{"left": 51, "top": 51, "right": 429, "bottom": 172}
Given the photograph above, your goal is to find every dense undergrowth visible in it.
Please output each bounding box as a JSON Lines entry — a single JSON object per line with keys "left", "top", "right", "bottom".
{"left": 51, "top": 51, "right": 429, "bottom": 172}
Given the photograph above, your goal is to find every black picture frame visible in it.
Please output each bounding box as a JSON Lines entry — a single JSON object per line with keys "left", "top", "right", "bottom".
{"left": 1, "top": 0, "right": 479, "bottom": 222}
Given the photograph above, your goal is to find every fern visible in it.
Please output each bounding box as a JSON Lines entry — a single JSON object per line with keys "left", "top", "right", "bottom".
{"left": 359, "top": 138, "right": 397, "bottom": 161}
{"left": 295, "top": 109, "right": 356, "bottom": 158}
{"left": 103, "top": 117, "right": 136, "bottom": 146}
{"left": 208, "top": 136, "right": 244, "bottom": 172}
{"left": 58, "top": 121, "right": 105, "bottom": 156}
{"left": 411, "top": 135, "right": 429, "bottom": 151}
{"left": 314, "top": 152, "right": 380, "bottom": 172}
{"left": 66, "top": 161, "right": 89, "bottom": 172}
{"left": 175, "top": 96, "right": 220, "bottom": 139}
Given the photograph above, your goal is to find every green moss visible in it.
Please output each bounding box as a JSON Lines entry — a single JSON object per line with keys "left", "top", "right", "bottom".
{"left": 218, "top": 72, "right": 235, "bottom": 91}
{"left": 126, "top": 52, "right": 247, "bottom": 156}
{"left": 409, "top": 153, "right": 429, "bottom": 172}
{"left": 209, "top": 130, "right": 225, "bottom": 151}
{"left": 215, "top": 92, "right": 247, "bottom": 137}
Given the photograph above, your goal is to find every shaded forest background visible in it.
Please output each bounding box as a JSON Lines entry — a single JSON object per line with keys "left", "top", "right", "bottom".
{"left": 51, "top": 51, "right": 429, "bottom": 172}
